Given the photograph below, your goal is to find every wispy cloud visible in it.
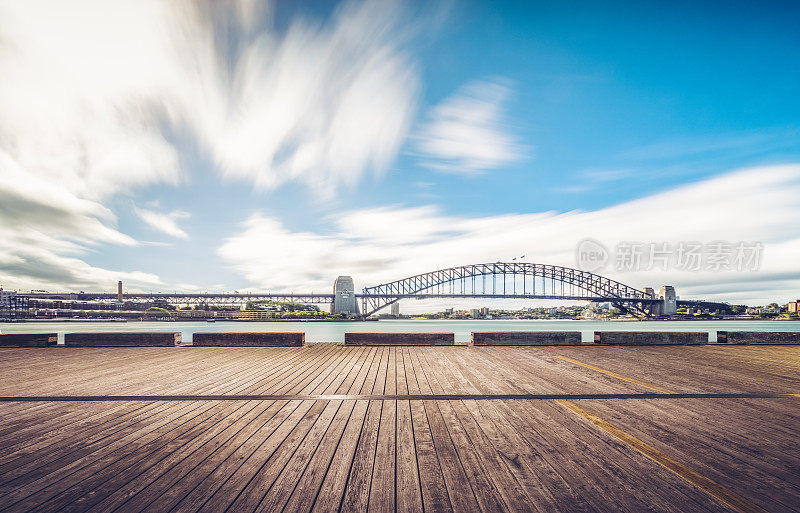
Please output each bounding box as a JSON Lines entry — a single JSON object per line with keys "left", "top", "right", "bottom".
{"left": 133, "top": 205, "right": 190, "bottom": 240}
{"left": 0, "top": 0, "right": 183, "bottom": 201}
{"left": 0, "top": 0, "right": 425, "bottom": 290}
{"left": 2, "top": 0, "right": 425, "bottom": 197}
{"left": 618, "top": 131, "right": 799, "bottom": 162}
{"left": 414, "top": 78, "right": 528, "bottom": 174}
{"left": 177, "top": 0, "right": 421, "bottom": 195}
{"left": 555, "top": 168, "right": 636, "bottom": 194}
{"left": 0, "top": 153, "right": 162, "bottom": 291}
{"left": 559, "top": 130, "right": 800, "bottom": 196}
{"left": 0, "top": 0, "right": 187, "bottom": 290}
{"left": 219, "top": 164, "right": 800, "bottom": 307}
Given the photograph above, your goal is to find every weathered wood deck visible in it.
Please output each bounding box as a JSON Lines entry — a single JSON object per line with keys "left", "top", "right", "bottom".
{"left": 0, "top": 344, "right": 798, "bottom": 512}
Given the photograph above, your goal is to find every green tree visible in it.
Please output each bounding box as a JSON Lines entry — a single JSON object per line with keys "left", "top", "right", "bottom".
{"left": 145, "top": 307, "right": 172, "bottom": 317}
{"left": 728, "top": 305, "right": 747, "bottom": 315}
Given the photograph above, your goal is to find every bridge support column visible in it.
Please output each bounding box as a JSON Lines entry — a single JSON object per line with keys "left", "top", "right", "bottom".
{"left": 653, "top": 285, "right": 677, "bottom": 316}
{"left": 331, "top": 276, "right": 360, "bottom": 316}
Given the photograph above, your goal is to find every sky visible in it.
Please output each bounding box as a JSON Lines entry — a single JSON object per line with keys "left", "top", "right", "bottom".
{"left": 1, "top": 0, "right": 799, "bottom": 311}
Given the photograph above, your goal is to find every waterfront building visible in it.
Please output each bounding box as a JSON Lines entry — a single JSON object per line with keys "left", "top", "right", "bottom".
{"left": 0, "top": 288, "right": 11, "bottom": 320}
{"left": 227, "top": 310, "right": 277, "bottom": 320}
{"left": 0, "top": 288, "right": 27, "bottom": 321}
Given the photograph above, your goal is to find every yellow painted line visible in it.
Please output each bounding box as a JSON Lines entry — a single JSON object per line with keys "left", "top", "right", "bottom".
{"left": 555, "top": 355, "right": 677, "bottom": 394}
{"left": 555, "top": 399, "right": 768, "bottom": 513}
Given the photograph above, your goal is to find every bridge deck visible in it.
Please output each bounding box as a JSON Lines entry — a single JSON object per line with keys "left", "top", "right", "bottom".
{"left": 0, "top": 344, "right": 798, "bottom": 512}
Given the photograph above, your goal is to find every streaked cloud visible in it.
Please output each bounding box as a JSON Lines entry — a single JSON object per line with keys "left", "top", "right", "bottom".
{"left": 0, "top": 0, "right": 183, "bottom": 200}
{"left": 415, "top": 78, "right": 528, "bottom": 174}
{"left": 618, "top": 130, "right": 800, "bottom": 163}
{"left": 133, "top": 206, "right": 191, "bottom": 240}
{"left": 1, "top": 0, "right": 421, "bottom": 195}
{"left": 190, "top": 0, "right": 421, "bottom": 194}
{"left": 554, "top": 168, "right": 636, "bottom": 194}
{"left": 219, "top": 164, "right": 800, "bottom": 307}
{"left": 0, "top": 0, "right": 423, "bottom": 291}
{"left": 0, "top": 152, "right": 161, "bottom": 291}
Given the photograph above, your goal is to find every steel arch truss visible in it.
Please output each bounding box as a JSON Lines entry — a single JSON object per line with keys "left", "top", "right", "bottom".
{"left": 360, "top": 262, "right": 652, "bottom": 316}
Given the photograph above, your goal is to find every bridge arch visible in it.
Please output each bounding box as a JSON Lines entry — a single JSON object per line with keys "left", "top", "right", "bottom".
{"left": 360, "top": 262, "right": 652, "bottom": 316}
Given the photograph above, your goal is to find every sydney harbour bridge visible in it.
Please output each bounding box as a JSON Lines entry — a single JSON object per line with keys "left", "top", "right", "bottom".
{"left": 20, "top": 262, "right": 725, "bottom": 317}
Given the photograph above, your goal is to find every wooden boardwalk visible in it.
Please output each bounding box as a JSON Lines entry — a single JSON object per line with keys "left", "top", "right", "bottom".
{"left": 0, "top": 344, "right": 798, "bottom": 512}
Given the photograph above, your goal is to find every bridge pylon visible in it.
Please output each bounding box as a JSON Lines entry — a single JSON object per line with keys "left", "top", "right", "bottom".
{"left": 331, "top": 276, "right": 360, "bottom": 316}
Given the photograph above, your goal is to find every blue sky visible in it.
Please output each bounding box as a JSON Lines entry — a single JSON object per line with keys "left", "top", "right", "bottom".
{"left": 1, "top": 0, "right": 799, "bottom": 307}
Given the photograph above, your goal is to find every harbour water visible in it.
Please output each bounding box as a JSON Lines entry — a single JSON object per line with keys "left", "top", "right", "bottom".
{"left": 2, "top": 319, "right": 799, "bottom": 344}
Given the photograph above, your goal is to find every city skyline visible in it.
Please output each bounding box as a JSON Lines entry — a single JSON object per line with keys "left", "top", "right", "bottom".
{"left": 2, "top": 0, "right": 800, "bottom": 311}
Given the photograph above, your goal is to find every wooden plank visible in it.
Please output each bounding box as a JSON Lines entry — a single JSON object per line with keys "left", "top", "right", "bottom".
{"left": 0, "top": 401, "right": 201, "bottom": 492}
{"left": 57, "top": 400, "right": 273, "bottom": 513}
{"left": 0, "top": 345, "right": 330, "bottom": 483}
{"left": 396, "top": 347, "right": 423, "bottom": 513}
{"left": 310, "top": 400, "right": 370, "bottom": 513}
{"left": 339, "top": 399, "right": 383, "bottom": 512}
{"left": 368, "top": 399, "right": 396, "bottom": 512}
{"left": 166, "top": 400, "right": 301, "bottom": 513}
{"left": 513, "top": 399, "right": 720, "bottom": 511}
{"left": 368, "top": 347, "right": 397, "bottom": 512}
{"left": 276, "top": 399, "right": 362, "bottom": 513}
{"left": 414, "top": 348, "right": 497, "bottom": 513}
{"left": 582, "top": 398, "right": 800, "bottom": 511}
{"left": 283, "top": 401, "right": 361, "bottom": 513}
{"left": 253, "top": 400, "right": 345, "bottom": 513}
{"left": 193, "top": 400, "right": 321, "bottom": 513}
{"left": 195, "top": 345, "right": 367, "bottom": 513}
{"left": 1, "top": 344, "right": 799, "bottom": 513}
{"left": 0, "top": 401, "right": 246, "bottom": 512}
{"left": 406, "top": 348, "right": 453, "bottom": 513}
{"left": 418, "top": 347, "right": 527, "bottom": 512}
{"left": 252, "top": 348, "right": 374, "bottom": 513}
{"left": 461, "top": 399, "right": 569, "bottom": 511}
{"left": 449, "top": 399, "right": 542, "bottom": 513}
{"left": 310, "top": 348, "right": 382, "bottom": 513}
{"left": 1, "top": 345, "right": 341, "bottom": 510}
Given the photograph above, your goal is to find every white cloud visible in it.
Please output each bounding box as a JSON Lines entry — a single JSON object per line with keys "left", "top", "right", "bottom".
{"left": 415, "top": 78, "right": 528, "bottom": 174}
{"left": 0, "top": 0, "right": 184, "bottom": 200}
{"left": 168, "top": 0, "right": 420, "bottom": 194}
{"left": 0, "top": 0, "right": 186, "bottom": 290}
{"left": 554, "top": 168, "right": 636, "bottom": 194}
{"left": 134, "top": 206, "right": 190, "bottom": 240}
{"left": 0, "top": 0, "right": 423, "bottom": 290}
{"left": 0, "top": 152, "right": 164, "bottom": 291}
{"left": 1, "top": 0, "right": 420, "bottom": 196}
{"left": 219, "top": 164, "right": 800, "bottom": 309}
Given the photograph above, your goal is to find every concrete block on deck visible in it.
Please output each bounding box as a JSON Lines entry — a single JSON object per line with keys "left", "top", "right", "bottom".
{"left": 344, "top": 332, "right": 454, "bottom": 346}
{"left": 192, "top": 332, "right": 304, "bottom": 347}
{"left": 64, "top": 332, "right": 180, "bottom": 347}
{"left": 472, "top": 331, "right": 581, "bottom": 346}
{"left": 717, "top": 331, "right": 800, "bottom": 345}
{"left": 594, "top": 331, "right": 707, "bottom": 346}
{"left": 0, "top": 333, "right": 57, "bottom": 347}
